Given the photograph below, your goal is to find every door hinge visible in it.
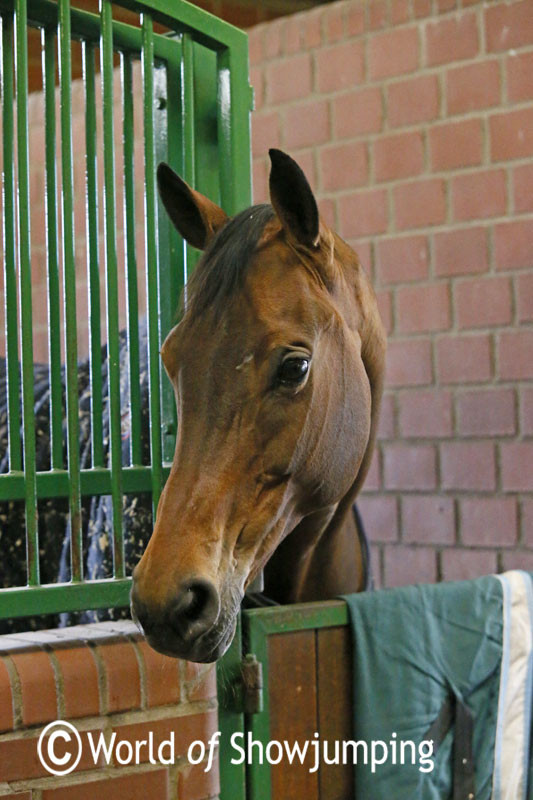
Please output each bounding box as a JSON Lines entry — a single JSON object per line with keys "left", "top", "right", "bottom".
{"left": 241, "top": 653, "right": 263, "bottom": 714}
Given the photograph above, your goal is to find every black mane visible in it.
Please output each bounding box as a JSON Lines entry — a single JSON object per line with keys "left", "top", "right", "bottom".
{"left": 184, "top": 203, "right": 276, "bottom": 318}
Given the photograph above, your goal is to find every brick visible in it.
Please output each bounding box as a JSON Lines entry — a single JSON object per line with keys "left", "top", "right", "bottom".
{"left": 376, "top": 235, "right": 429, "bottom": 284}
{"left": 446, "top": 61, "right": 500, "bottom": 114}
{"left": 507, "top": 52, "right": 533, "bottom": 103}
{"left": 315, "top": 41, "right": 364, "bottom": 93}
{"left": 112, "top": 710, "right": 217, "bottom": 763}
{"left": 186, "top": 663, "right": 217, "bottom": 703}
{"left": 386, "top": 339, "right": 432, "bottom": 388}
{"left": 387, "top": 75, "right": 439, "bottom": 128}
{"left": 521, "top": 388, "right": 533, "bottom": 435}
{"left": 501, "top": 442, "right": 533, "bottom": 492}
{"left": 434, "top": 227, "right": 488, "bottom": 278}
{"left": 319, "top": 142, "right": 368, "bottom": 192}
{"left": 395, "top": 179, "right": 446, "bottom": 230}
{"left": 285, "top": 100, "right": 330, "bottom": 150}
{"left": 377, "top": 393, "right": 396, "bottom": 439}
{"left": 0, "top": 725, "right": 105, "bottom": 782}
{"left": 303, "top": 10, "right": 322, "bottom": 49}
{"left": 178, "top": 758, "right": 220, "bottom": 800}
{"left": 499, "top": 331, "right": 533, "bottom": 380}
{"left": 265, "top": 54, "right": 311, "bottom": 105}
{"left": 41, "top": 769, "right": 170, "bottom": 800}
{"left": 434, "top": 331, "right": 487, "bottom": 384}
{"left": 403, "top": 496, "right": 455, "bottom": 544}
{"left": 383, "top": 444, "right": 437, "bottom": 490}
{"left": 346, "top": 4, "right": 365, "bottom": 35}
{"left": 338, "top": 189, "right": 388, "bottom": 238}
{"left": 0, "top": 659, "right": 13, "bottom": 732}
{"left": 391, "top": 0, "right": 410, "bottom": 25}
{"left": 368, "top": 0, "right": 388, "bottom": 30}
{"left": 333, "top": 86, "right": 383, "bottom": 139}
{"left": 457, "top": 388, "right": 515, "bottom": 437}
{"left": 376, "top": 289, "right": 393, "bottom": 335}
{"left": 485, "top": 1, "right": 533, "bottom": 52}
{"left": 452, "top": 170, "right": 506, "bottom": 222}
{"left": 501, "top": 552, "right": 533, "bottom": 572}
{"left": 397, "top": 283, "right": 450, "bottom": 334}
{"left": 441, "top": 549, "right": 497, "bottom": 582}
{"left": 491, "top": 109, "right": 533, "bottom": 162}
{"left": 426, "top": 13, "right": 478, "bottom": 66}
{"left": 494, "top": 220, "right": 533, "bottom": 271}
{"left": 318, "top": 197, "right": 335, "bottom": 228}
{"left": 522, "top": 499, "right": 533, "bottom": 548}
{"left": 374, "top": 131, "right": 424, "bottom": 183}
{"left": 460, "top": 498, "right": 517, "bottom": 547}
{"left": 456, "top": 275, "right": 512, "bottom": 329}
{"left": 413, "top": 0, "right": 431, "bottom": 17}
{"left": 54, "top": 645, "right": 100, "bottom": 719}
{"left": 136, "top": 640, "right": 181, "bottom": 708}
{"left": 11, "top": 650, "right": 57, "bottom": 727}
{"left": 440, "top": 442, "right": 496, "bottom": 491}
{"left": 253, "top": 158, "right": 268, "bottom": 204}
{"left": 429, "top": 119, "right": 483, "bottom": 171}
{"left": 368, "top": 26, "right": 419, "bottom": 80}
{"left": 251, "top": 111, "right": 280, "bottom": 158}
{"left": 96, "top": 641, "right": 141, "bottom": 713}
{"left": 383, "top": 546, "right": 437, "bottom": 587}
{"left": 356, "top": 496, "right": 398, "bottom": 542}
{"left": 264, "top": 19, "right": 283, "bottom": 60}
{"left": 398, "top": 390, "right": 452, "bottom": 437}
{"left": 514, "top": 164, "right": 533, "bottom": 213}
{"left": 324, "top": 5, "right": 344, "bottom": 42}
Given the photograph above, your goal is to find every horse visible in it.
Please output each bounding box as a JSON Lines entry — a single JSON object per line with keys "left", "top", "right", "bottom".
{"left": 131, "top": 149, "right": 386, "bottom": 663}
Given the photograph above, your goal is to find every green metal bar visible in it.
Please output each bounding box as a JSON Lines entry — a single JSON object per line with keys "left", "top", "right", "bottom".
{"left": 157, "top": 42, "right": 182, "bottom": 462}
{"left": 0, "top": 578, "right": 132, "bottom": 619}
{"left": 100, "top": 0, "right": 124, "bottom": 578}
{"left": 0, "top": 465, "right": 171, "bottom": 501}
{"left": 217, "top": 615, "right": 246, "bottom": 800}
{"left": 243, "top": 606, "right": 272, "bottom": 800}
{"left": 121, "top": 52, "right": 142, "bottom": 467}
{"left": 1, "top": 13, "right": 21, "bottom": 473}
{"left": 58, "top": 0, "right": 83, "bottom": 582}
{"left": 83, "top": 40, "right": 104, "bottom": 469}
{"left": 15, "top": 0, "right": 39, "bottom": 585}
{"left": 42, "top": 26, "right": 63, "bottom": 471}
{"left": 182, "top": 32, "right": 197, "bottom": 286}
{"left": 244, "top": 600, "right": 349, "bottom": 635}
{"left": 216, "top": 43, "right": 253, "bottom": 216}
{"left": 142, "top": 12, "right": 163, "bottom": 513}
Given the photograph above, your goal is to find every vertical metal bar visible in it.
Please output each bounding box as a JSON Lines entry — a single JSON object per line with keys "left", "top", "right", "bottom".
{"left": 83, "top": 40, "right": 104, "bottom": 468}
{"left": 15, "top": 0, "right": 38, "bottom": 584}
{"left": 141, "top": 13, "right": 162, "bottom": 515}
{"left": 100, "top": 0, "right": 124, "bottom": 577}
{"left": 42, "top": 27, "right": 63, "bottom": 471}
{"left": 216, "top": 44, "right": 253, "bottom": 215}
{"left": 1, "top": 13, "right": 21, "bottom": 473}
{"left": 121, "top": 52, "right": 142, "bottom": 467}
{"left": 157, "top": 44, "right": 181, "bottom": 463}
{"left": 58, "top": 0, "right": 82, "bottom": 581}
{"left": 181, "top": 33, "right": 196, "bottom": 287}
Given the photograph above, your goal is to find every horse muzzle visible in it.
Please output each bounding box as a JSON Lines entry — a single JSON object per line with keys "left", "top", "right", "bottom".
{"left": 130, "top": 577, "right": 237, "bottom": 663}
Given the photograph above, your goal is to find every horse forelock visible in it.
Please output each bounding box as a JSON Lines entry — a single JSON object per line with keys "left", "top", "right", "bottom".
{"left": 183, "top": 203, "right": 276, "bottom": 321}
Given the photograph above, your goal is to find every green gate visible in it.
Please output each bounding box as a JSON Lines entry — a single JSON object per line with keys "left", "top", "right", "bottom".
{"left": 0, "top": 0, "right": 252, "bottom": 616}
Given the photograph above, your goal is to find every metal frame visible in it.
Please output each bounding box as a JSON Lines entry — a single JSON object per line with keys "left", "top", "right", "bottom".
{"left": 0, "top": 0, "right": 252, "bottom": 616}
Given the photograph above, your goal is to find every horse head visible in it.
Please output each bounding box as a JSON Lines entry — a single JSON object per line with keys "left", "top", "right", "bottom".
{"left": 131, "top": 149, "right": 386, "bottom": 662}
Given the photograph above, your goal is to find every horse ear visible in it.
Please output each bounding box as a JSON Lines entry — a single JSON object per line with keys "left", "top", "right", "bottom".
{"left": 268, "top": 149, "right": 320, "bottom": 249}
{"left": 157, "top": 162, "right": 228, "bottom": 250}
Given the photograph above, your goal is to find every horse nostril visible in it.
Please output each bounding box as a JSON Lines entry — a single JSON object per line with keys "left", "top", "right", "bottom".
{"left": 169, "top": 578, "right": 220, "bottom": 643}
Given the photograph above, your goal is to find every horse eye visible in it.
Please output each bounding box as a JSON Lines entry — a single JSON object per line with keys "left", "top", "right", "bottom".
{"left": 277, "top": 357, "right": 309, "bottom": 387}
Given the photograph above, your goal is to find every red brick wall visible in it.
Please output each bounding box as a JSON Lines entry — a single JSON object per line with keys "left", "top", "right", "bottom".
{"left": 0, "top": 623, "right": 218, "bottom": 799}
{"left": 248, "top": 0, "right": 533, "bottom": 587}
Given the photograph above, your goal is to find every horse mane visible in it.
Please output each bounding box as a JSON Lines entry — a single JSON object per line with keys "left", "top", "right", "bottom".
{"left": 183, "top": 203, "right": 275, "bottom": 319}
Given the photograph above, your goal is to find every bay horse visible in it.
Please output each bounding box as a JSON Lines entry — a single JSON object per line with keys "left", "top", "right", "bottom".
{"left": 131, "top": 149, "right": 386, "bottom": 663}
